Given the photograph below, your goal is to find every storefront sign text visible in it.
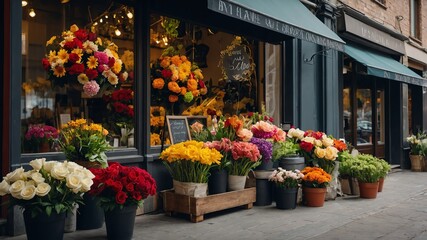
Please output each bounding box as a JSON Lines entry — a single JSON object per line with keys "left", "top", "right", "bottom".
{"left": 208, "top": 0, "right": 344, "bottom": 51}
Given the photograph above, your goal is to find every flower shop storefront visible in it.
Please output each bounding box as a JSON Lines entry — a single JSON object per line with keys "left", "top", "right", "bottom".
{"left": 3, "top": 0, "right": 345, "bottom": 235}
{"left": 338, "top": 6, "right": 427, "bottom": 167}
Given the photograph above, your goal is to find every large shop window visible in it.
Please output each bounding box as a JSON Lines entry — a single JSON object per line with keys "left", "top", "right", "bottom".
{"left": 356, "top": 89, "right": 373, "bottom": 145}
{"left": 149, "top": 14, "right": 282, "bottom": 147}
{"left": 21, "top": 1, "right": 135, "bottom": 154}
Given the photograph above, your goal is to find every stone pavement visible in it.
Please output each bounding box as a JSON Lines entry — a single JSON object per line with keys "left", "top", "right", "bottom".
{"left": 3, "top": 170, "right": 427, "bottom": 240}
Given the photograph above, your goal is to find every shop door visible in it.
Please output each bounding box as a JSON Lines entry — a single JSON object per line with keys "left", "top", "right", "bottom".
{"left": 343, "top": 74, "right": 386, "bottom": 158}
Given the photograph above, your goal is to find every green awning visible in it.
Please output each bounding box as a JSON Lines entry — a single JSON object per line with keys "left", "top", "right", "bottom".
{"left": 207, "top": 0, "right": 345, "bottom": 51}
{"left": 345, "top": 44, "right": 427, "bottom": 87}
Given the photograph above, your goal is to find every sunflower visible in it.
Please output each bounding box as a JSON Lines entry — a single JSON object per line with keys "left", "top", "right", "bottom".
{"left": 86, "top": 56, "right": 98, "bottom": 69}
{"left": 57, "top": 49, "right": 69, "bottom": 63}
{"left": 53, "top": 65, "right": 66, "bottom": 77}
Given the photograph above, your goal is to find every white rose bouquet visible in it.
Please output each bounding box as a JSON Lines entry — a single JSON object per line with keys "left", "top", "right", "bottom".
{"left": 0, "top": 158, "right": 94, "bottom": 217}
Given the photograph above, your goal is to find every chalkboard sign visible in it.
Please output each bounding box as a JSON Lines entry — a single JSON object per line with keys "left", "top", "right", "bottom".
{"left": 219, "top": 38, "right": 254, "bottom": 82}
{"left": 166, "top": 116, "right": 191, "bottom": 144}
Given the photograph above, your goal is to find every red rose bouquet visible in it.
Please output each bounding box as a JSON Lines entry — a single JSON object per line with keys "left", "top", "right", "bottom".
{"left": 89, "top": 162, "right": 157, "bottom": 211}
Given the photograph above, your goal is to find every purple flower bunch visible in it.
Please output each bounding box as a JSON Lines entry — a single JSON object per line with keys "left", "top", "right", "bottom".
{"left": 250, "top": 137, "right": 273, "bottom": 162}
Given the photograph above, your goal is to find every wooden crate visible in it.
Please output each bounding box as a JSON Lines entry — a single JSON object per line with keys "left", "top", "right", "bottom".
{"left": 162, "top": 187, "right": 256, "bottom": 223}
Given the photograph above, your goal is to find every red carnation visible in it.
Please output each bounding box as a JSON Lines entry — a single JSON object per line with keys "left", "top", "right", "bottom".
{"left": 68, "top": 63, "right": 85, "bottom": 75}
{"left": 85, "top": 69, "right": 98, "bottom": 80}
{"left": 113, "top": 102, "right": 126, "bottom": 113}
{"left": 108, "top": 57, "right": 115, "bottom": 68}
{"left": 42, "top": 58, "right": 50, "bottom": 70}
{"left": 88, "top": 32, "right": 97, "bottom": 41}
{"left": 161, "top": 69, "right": 172, "bottom": 79}
{"left": 74, "top": 29, "right": 88, "bottom": 41}
{"left": 115, "top": 191, "right": 128, "bottom": 205}
{"left": 68, "top": 53, "right": 80, "bottom": 63}
{"left": 300, "top": 141, "right": 314, "bottom": 153}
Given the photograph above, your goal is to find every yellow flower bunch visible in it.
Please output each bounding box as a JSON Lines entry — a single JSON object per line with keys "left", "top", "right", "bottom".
{"left": 160, "top": 140, "right": 223, "bottom": 183}
{"left": 58, "top": 119, "right": 110, "bottom": 168}
{"left": 160, "top": 140, "right": 222, "bottom": 165}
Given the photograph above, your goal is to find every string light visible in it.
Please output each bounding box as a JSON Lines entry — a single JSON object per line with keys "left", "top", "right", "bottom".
{"left": 114, "top": 29, "right": 121, "bottom": 36}
{"left": 22, "top": 1, "right": 28, "bottom": 7}
{"left": 29, "top": 8, "right": 36, "bottom": 17}
{"left": 127, "top": 11, "right": 133, "bottom": 19}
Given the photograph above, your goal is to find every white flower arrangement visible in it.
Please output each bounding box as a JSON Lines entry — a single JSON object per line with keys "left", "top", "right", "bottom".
{"left": 0, "top": 158, "right": 94, "bottom": 217}
{"left": 268, "top": 167, "right": 304, "bottom": 189}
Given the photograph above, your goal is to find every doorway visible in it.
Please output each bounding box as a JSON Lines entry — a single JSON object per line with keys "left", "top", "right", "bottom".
{"left": 343, "top": 74, "right": 386, "bottom": 158}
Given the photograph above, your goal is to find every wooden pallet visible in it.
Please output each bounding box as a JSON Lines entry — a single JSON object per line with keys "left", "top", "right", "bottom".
{"left": 162, "top": 187, "right": 256, "bottom": 223}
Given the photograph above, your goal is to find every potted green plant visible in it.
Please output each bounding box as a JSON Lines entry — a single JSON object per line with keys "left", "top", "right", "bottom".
{"left": 350, "top": 154, "right": 383, "bottom": 199}
{"left": 272, "top": 128, "right": 305, "bottom": 171}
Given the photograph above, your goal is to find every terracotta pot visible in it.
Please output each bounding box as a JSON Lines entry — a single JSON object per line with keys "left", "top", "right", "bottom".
{"left": 303, "top": 187, "right": 326, "bottom": 207}
{"left": 378, "top": 177, "right": 385, "bottom": 192}
{"left": 358, "top": 181, "right": 379, "bottom": 199}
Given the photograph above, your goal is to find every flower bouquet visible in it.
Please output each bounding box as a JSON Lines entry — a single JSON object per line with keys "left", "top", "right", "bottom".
{"left": 42, "top": 24, "right": 128, "bottom": 97}
{"left": 301, "top": 166, "right": 331, "bottom": 188}
{"left": 0, "top": 158, "right": 94, "bottom": 239}
{"left": 24, "top": 124, "right": 58, "bottom": 152}
{"left": 151, "top": 48, "right": 207, "bottom": 109}
{"left": 89, "top": 162, "right": 156, "bottom": 240}
{"left": 269, "top": 168, "right": 304, "bottom": 189}
{"left": 103, "top": 88, "right": 134, "bottom": 145}
{"left": 89, "top": 162, "right": 157, "bottom": 211}
{"left": 160, "top": 140, "right": 222, "bottom": 197}
{"left": 407, "top": 132, "right": 427, "bottom": 156}
{"left": 299, "top": 130, "right": 342, "bottom": 174}
{"left": 57, "top": 119, "right": 110, "bottom": 168}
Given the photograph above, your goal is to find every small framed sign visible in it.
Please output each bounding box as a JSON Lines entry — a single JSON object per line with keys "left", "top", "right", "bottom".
{"left": 166, "top": 116, "right": 191, "bottom": 144}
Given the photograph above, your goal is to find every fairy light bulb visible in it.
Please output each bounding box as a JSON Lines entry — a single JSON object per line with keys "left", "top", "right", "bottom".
{"left": 100, "top": 18, "right": 103, "bottom": 23}
{"left": 115, "top": 29, "right": 121, "bottom": 36}
{"left": 22, "top": 1, "right": 28, "bottom": 7}
{"left": 29, "top": 9, "right": 36, "bottom": 17}
{"left": 127, "top": 11, "right": 133, "bottom": 19}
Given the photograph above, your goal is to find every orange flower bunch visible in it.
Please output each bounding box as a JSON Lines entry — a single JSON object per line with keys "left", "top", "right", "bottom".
{"left": 301, "top": 167, "right": 331, "bottom": 188}
{"left": 151, "top": 54, "right": 207, "bottom": 105}
{"left": 333, "top": 139, "right": 347, "bottom": 152}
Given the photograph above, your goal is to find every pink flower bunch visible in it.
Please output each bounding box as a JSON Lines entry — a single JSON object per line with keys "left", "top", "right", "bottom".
{"left": 251, "top": 120, "right": 286, "bottom": 141}
{"left": 25, "top": 125, "right": 58, "bottom": 142}
{"left": 82, "top": 80, "right": 100, "bottom": 97}
{"left": 231, "top": 141, "right": 261, "bottom": 162}
{"left": 204, "top": 138, "right": 232, "bottom": 153}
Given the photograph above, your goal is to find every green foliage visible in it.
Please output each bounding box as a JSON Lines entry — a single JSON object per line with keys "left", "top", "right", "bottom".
{"left": 227, "top": 158, "right": 261, "bottom": 176}
{"left": 272, "top": 141, "right": 300, "bottom": 160}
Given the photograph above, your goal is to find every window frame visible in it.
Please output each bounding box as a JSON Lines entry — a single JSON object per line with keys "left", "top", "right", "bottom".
{"left": 11, "top": 0, "right": 146, "bottom": 168}
{"left": 410, "top": 0, "right": 421, "bottom": 40}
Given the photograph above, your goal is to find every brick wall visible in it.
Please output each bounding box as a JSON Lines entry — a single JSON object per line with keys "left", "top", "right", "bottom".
{"left": 335, "top": 0, "right": 426, "bottom": 47}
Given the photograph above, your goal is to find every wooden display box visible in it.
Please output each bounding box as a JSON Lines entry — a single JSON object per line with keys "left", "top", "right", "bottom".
{"left": 162, "top": 187, "right": 256, "bottom": 223}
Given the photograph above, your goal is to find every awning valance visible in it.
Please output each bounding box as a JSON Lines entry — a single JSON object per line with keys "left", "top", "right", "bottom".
{"left": 207, "top": 0, "right": 345, "bottom": 51}
{"left": 345, "top": 44, "right": 427, "bottom": 87}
